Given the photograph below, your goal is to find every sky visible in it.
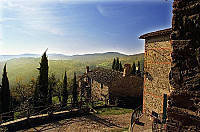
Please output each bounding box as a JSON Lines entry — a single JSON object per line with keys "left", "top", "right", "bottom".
{"left": 0, "top": 0, "right": 173, "bottom": 55}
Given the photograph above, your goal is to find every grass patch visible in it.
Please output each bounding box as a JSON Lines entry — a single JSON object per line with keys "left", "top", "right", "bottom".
{"left": 96, "top": 107, "right": 133, "bottom": 115}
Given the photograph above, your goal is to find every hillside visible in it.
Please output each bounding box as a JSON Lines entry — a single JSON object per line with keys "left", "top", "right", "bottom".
{"left": 0, "top": 52, "right": 144, "bottom": 87}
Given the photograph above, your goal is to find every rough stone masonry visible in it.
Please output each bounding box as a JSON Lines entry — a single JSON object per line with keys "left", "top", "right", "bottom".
{"left": 167, "top": 0, "right": 200, "bottom": 131}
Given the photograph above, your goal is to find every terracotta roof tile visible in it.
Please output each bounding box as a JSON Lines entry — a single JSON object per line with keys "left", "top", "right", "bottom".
{"left": 139, "top": 28, "right": 172, "bottom": 39}
{"left": 87, "top": 67, "right": 123, "bottom": 85}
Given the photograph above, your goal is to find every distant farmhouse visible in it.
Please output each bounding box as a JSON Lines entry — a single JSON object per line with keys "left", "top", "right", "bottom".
{"left": 139, "top": 28, "right": 172, "bottom": 122}
{"left": 78, "top": 65, "right": 143, "bottom": 108}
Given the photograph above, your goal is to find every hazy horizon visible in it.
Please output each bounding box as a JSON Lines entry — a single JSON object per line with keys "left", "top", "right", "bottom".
{"left": 0, "top": 51, "right": 144, "bottom": 56}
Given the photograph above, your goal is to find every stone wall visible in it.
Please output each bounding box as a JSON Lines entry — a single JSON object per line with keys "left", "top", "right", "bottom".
{"left": 91, "top": 80, "right": 109, "bottom": 102}
{"left": 167, "top": 0, "right": 200, "bottom": 131}
{"left": 144, "top": 34, "right": 171, "bottom": 117}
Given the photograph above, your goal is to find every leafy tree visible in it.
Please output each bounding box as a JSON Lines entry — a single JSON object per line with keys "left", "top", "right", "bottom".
{"left": 0, "top": 64, "right": 11, "bottom": 120}
{"left": 131, "top": 62, "right": 136, "bottom": 75}
{"left": 112, "top": 58, "right": 116, "bottom": 70}
{"left": 137, "top": 61, "right": 141, "bottom": 76}
{"left": 114, "top": 57, "right": 120, "bottom": 71}
{"left": 62, "top": 71, "right": 68, "bottom": 107}
{"left": 119, "top": 61, "right": 123, "bottom": 72}
{"left": 12, "top": 77, "right": 35, "bottom": 104}
{"left": 34, "top": 50, "right": 48, "bottom": 107}
{"left": 72, "top": 72, "right": 77, "bottom": 105}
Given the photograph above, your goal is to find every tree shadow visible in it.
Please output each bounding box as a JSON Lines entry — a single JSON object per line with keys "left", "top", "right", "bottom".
{"left": 22, "top": 113, "right": 122, "bottom": 131}
{"left": 84, "top": 114, "right": 122, "bottom": 128}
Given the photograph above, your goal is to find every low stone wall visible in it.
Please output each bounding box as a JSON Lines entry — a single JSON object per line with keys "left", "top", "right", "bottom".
{"left": 0, "top": 108, "right": 90, "bottom": 131}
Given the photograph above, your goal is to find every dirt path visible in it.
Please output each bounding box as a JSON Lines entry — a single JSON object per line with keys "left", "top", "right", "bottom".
{"left": 19, "top": 113, "right": 132, "bottom": 132}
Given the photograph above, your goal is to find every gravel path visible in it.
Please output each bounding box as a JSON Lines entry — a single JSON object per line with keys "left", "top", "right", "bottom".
{"left": 20, "top": 113, "right": 132, "bottom": 132}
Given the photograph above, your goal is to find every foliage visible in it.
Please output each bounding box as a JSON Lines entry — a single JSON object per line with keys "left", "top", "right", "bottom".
{"left": 131, "top": 62, "right": 136, "bottom": 75}
{"left": 34, "top": 50, "right": 49, "bottom": 107}
{"left": 72, "top": 72, "right": 78, "bottom": 105}
{"left": 112, "top": 58, "right": 116, "bottom": 70}
{"left": 11, "top": 77, "right": 35, "bottom": 108}
{"left": 137, "top": 61, "right": 141, "bottom": 76}
{"left": 0, "top": 64, "right": 13, "bottom": 120}
{"left": 114, "top": 57, "right": 120, "bottom": 71}
{"left": 48, "top": 73, "right": 57, "bottom": 106}
{"left": 61, "top": 71, "right": 68, "bottom": 106}
{"left": 119, "top": 61, "right": 123, "bottom": 72}
{"left": 0, "top": 64, "right": 10, "bottom": 114}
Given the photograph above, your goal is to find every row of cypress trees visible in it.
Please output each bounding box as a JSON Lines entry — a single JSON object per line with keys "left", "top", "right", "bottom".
{"left": 112, "top": 57, "right": 123, "bottom": 72}
{"left": 131, "top": 61, "right": 141, "bottom": 76}
{"left": 112, "top": 57, "right": 141, "bottom": 76}
{"left": 0, "top": 50, "right": 78, "bottom": 121}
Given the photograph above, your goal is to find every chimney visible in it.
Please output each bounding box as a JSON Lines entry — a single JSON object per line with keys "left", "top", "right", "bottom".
{"left": 123, "top": 64, "right": 131, "bottom": 77}
{"left": 86, "top": 66, "right": 89, "bottom": 73}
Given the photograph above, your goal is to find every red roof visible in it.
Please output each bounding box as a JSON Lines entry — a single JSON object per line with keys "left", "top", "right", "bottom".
{"left": 124, "top": 64, "right": 131, "bottom": 67}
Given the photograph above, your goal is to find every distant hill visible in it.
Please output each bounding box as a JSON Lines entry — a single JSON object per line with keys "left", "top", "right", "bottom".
{"left": 0, "top": 52, "right": 144, "bottom": 87}
{"left": 0, "top": 52, "right": 125, "bottom": 62}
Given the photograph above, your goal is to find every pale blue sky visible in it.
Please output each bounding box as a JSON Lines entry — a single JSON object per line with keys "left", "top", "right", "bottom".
{"left": 0, "top": 0, "right": 172, "bottom": 55}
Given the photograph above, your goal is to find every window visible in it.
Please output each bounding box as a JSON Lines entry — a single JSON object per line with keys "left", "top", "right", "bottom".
{"left": 100, "top": 83, "right": 103, "bottom": 89}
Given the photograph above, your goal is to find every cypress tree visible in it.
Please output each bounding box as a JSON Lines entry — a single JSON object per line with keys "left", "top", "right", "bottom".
{"left": 119, "top": 61, "right": 123, "bottom": 72}
{"left": 115, "top": 57, "right": 120, "bottom": 71}
{"left": 48, "top": 73, "right": 56, "bottom": 106}
{"left": 137, "top": 61, "right": 141, "bottom": 76}
{"left": 62, "top": 71, "right": 68, "bottom": 107}
{"left": 72, "top": 72, "right": 77, "bottom": 105}
{"left": 0, "top": 64, "right": 11, "bottom": 120}
{"left": 35, "top": 50, "right": 48, "bottom": 107}
{"left": 112, "top": 58, "right": 116, "bottom": 70}
{"left": 131, "top": 62, "right": 136, "bottom": 75}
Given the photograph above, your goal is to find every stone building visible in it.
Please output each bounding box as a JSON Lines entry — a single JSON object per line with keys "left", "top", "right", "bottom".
{"left": 139, "top": 28, "right": 172, "bottom": 122}
{"left": 167, "top": 0, "right": 200, "bottom": 131}
{"left": 78, "top": 66, "right": 143, "bottom": 108}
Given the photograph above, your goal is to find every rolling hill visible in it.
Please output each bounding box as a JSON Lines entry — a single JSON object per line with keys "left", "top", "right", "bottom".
{"left": 0, "top": 52, "right": 144, "bottom": 87}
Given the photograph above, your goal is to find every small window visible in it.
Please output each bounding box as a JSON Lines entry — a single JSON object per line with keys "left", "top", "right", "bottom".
{"left": 91, "top": 79, "right": 93, "bottom": 84}
{"left": 100, "top": 83, "right": 103, "bottom": 89}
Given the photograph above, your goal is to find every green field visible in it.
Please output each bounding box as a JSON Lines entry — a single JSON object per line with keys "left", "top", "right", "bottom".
{"left": 0, "top": 52, "right": 144, "bottom": 87}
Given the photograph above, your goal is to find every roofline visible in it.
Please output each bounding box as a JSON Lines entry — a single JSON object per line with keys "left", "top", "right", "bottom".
{"left": 139, "top": 28, "right": 172, "bottom": 39}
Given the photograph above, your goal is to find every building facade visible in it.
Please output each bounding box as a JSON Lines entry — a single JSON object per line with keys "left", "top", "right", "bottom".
{"left": 140, "top": 28, "right": 172, "bottom": 121}
{"left": 79, "top": 66, "right": 143, "bottom": 108}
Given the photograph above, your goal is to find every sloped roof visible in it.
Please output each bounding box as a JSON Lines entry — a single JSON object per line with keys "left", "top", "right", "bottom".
{"left": 139, "top": 28, "right": 172, "bottom": 39}
{"left": 110, "top": 76, "right": 143, "bottom": 97}
{"left": 87, "top": 67, "right": 123, "bottom": 85}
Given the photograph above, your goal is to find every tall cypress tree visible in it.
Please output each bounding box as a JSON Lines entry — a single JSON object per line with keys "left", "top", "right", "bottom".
{"left": 48, "top": 73, "right": 56, "bottom": 106}
{"left": 137, "top": 61, "right": 141, "bottom": 76}
{"left": 119, "top": 61, "right": 123, "bottom": 72}
{"left": 131, "top": 62, "right": 136, "bottom": 75}
{"left": 72, "top": 72, "right": 77, "bottom": 105}
{"left": 115, "top": 57, "right": 120, "bottom": 71}
{"left": 112, "top": 58, "right": 116, "bottom": 70}
{"left": 34, "top": 50, "right": 48, "bottom": 107}
{"left": 62, "top": 71, "right": 68, "bottom": 107}
{"left": 0, "top": 64, "right": 10, "bottom": 120}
